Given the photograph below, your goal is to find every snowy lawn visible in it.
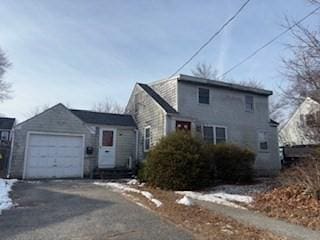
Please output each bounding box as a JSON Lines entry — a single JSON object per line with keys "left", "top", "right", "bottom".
{"left": 94, "top": 181, "right": 162, "bottom": 207}
{"left": 0, "top": 178, "right": 17, "bottom": 214}
{"left": 176, "top": 179, "right": 274, "bottom": 209}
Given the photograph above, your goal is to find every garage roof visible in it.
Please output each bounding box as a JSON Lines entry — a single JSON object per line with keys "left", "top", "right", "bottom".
{"left": 70, "top": 109, "right": 136, "bottom": 127}
{"left": 0, "top": 117, "right": 15, "bottom": 130}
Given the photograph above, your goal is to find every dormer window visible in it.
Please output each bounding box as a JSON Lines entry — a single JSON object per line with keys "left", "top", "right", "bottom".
{"left": 198, "top": 88, "right": 210, "bottom": 104}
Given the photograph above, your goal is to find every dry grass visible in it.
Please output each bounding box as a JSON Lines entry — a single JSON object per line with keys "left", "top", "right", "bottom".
{"left": 122, "top": 185, "right": 286, "bottom": 240}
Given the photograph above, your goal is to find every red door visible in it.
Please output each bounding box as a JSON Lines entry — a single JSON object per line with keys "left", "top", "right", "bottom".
{"left": 176, "top": 121, "right": 191, "bottom": 131}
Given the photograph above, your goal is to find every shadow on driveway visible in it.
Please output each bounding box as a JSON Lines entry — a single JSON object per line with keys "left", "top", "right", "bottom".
{"left": 0, "top": 181, "right": 114, "bottom": 239}
{"left": 0, "top": 180, "right": 192, "bottom": 240}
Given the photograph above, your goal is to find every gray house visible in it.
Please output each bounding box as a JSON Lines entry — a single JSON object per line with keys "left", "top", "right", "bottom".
{"left": 126, "top": 74, "right": 280, "bottom": 176}
{"left": 9, "top": 74, "right": 280, "bottom": 179}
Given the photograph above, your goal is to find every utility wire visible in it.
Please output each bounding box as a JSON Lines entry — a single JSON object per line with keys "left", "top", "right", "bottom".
{"left": 218, "top": 5, "right": 320, "bottom": 78}
{"left": 168, "top": 0, "right": 251, "bottom": 78}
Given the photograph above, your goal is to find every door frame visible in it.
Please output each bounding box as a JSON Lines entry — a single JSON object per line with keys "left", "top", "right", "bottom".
{"left": 23, "top": 131, "right": 85, "bottom": 179}
{"left": 98, "top": 128, "right": 117, "bottom": 168}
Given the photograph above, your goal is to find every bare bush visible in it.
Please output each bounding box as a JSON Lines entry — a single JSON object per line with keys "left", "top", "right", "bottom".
{"left": 92, "top": 97, "right": 124, "bottom": 114}
{"left": 281, "top": 150, "right": 320, "bottom": 200}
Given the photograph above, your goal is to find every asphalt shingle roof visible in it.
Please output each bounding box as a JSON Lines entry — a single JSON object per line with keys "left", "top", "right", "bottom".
{"left": 138, "top": 83, "right": 177, "bottom": 114}
{"left": 70, "top": 110, "right": 136, "bottom": 127}
{"left": 0, "top": 117, "right": 15, "bottom": 129}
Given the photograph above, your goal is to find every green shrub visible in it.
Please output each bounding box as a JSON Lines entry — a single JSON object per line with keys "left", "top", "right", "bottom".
{"left": 142, "top": 131, "right": 215, "bottom": 190}
{"left": 137, "top": 162, "right": 147, "bottom": 182}
{"left": 213, "top": 144, "right": 255, "bottom": 183}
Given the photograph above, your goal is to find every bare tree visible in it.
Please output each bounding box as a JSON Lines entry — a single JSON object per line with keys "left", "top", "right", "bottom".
{"left": 236, "top": 79, "right": 264, "bottom": 89}
{"left": 280, "top": 23, "right": 320, "bottom": 108}
{"left": 0, "top": 48, "right": 11, "bottom": 102}
{"left": 192, "top": 63, "right": 266, "bottom": 89}
{"left": 92, "top": 97, "right": 124, "bottom": 114}
{"left": 191, "top": 63, "right": 220, "bottom": 80}
{"left": 25, "top": 104, "right": 50, "bottom": 118}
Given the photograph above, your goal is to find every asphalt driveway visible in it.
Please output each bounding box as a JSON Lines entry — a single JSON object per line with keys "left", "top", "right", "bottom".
{"left": 0, "top": 180, "right": 192, "bottom": 240}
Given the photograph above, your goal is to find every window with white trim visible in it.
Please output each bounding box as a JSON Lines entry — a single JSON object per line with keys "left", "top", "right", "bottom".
{"left": 202, "top": 126, "right": 227, "bottom": 144}
{"left": 198, "top": 88, "right": 210, "bottom": 104}
{"left": 245, "top": 95, "right": 254, "bottom": 112}
{"left": 215, "top": 127, "right": 227, "bottom": 144}
{"left": 203, "top": 126, "right": 214, "bottom": 144}
{"left": 144, "top": 127, "right": 151, "bottom": 152}
{"left": 258, "top": 131, "right": 268, "bottom": 151}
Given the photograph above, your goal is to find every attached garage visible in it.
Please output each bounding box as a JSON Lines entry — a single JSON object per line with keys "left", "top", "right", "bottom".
{"left": 24, "top": 133, "right": 84, "bottom": 179}
{"left": 9, "top": 103, "right": 137, "bottom": 179}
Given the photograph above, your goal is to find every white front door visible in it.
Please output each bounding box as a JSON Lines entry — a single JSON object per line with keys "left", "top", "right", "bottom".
{"left": 98, "top": 128, "right": 116, "bottom": 168}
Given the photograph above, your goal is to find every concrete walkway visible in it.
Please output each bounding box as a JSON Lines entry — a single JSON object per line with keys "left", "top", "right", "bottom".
{"left": 196, "top": 200, "right": 320, "bottom": 240}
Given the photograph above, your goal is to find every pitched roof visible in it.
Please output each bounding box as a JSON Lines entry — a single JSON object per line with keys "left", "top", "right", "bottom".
{"left": 177, "top": 74, "right": 273, "bottom": 96}
{"left": 137, "top": 83, "right": 177, "bottom": 114}
{"left": 70, "top": 109, "right": 136, "bottom": 127}
{"left": 0, "top": 117, "right": 15, "bottom": 130}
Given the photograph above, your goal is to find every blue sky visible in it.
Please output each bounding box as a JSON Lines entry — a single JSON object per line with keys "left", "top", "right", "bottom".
{"left": 0, "top": 0, "right": 319, "bottom": 121}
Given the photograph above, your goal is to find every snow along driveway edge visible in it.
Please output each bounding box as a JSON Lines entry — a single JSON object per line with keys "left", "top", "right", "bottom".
{"left": 0, "top": 179, "right": 18, "bottom": 214}
{"left": 176, "top": 190, "right": 252, "bottom": 209}
{"left": 94, "top": 182, "right": 163, "bottom": 207}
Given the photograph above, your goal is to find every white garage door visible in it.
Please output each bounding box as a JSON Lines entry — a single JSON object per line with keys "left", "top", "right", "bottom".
{"left": 25, "top": 133, "right": 84, "bottom": 179}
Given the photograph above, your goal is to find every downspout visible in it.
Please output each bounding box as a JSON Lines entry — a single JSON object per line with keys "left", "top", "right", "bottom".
{"left": 164, "top": 113, "right": 168, "bottom": 136}
{"left": 7, "top": 129, "right": 14, "bottom": 178}
{"left": 135, "top": 129, "right": 139, "bottom": 165}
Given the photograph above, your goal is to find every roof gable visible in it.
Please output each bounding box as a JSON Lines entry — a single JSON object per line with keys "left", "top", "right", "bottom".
{"left": 280, "top": 97, "right": 320, "bottom": 132}
{"left": 137, "top": 83, "right": 177, "bottom": 114}
{"left": 70, "top": 109, "right": 136, "bottom": 127}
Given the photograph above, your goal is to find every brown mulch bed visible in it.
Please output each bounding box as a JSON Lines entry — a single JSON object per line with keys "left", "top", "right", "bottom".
{"left": 123, "top": 185, "right": 286, "bottom": 240}
{"left": 252, "top": 184, "right": 320, "bottom": 231}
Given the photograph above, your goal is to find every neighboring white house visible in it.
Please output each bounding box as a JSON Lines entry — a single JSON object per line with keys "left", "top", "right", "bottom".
{"left": 279, "top": 97, "right": 320, "bottom": 146}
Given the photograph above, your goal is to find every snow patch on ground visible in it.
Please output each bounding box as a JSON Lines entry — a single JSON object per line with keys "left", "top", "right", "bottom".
{"left": 177, "top": 191, "right": 246, "bottom": 209}
{"left": 94, "top": 182, "right": 162, "bottom": 207}
{"left": 0, "top": 179, "right": 17, "bottom": 214}
{"left": 176, "top": 180, "right": 275, "bottom": 209}
{"left": 176, "top": 196, "right": 193, "bottom": 206}
{"left": 127, "top": 179, "right": 139, "bottom": 185}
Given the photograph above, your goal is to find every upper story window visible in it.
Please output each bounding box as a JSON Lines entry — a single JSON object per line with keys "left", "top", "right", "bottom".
{"left": 245, "top": 95, "right": 254, "bottom": 112}
{"left": 144, "top": 126, "right": 151, "bottom": 152}
{"left": 198, "top": 88, "right": 210, "bottom": 104}
{"left": 258, "top": 131, "right": 268, "bottom": 151}
{"left": 305, "top": 112, "right": 320, "bottom": 127}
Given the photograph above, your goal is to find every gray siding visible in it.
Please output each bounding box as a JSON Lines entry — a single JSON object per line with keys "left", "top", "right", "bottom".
{"left": 177, "top": 81, "right": 280, "bottom": 175}
{"left": 150, "top": 79, "right": 178, "bottom": 110}
{"left": 11, "top": 104, "right": 96, "bottom": 178}
{"left": 126, "top": 85, "right": 166, "bottom": 161}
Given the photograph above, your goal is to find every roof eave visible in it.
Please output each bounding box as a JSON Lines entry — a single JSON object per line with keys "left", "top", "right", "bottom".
{"left": 177, "top": 74, "right": 273, "bottom": 96}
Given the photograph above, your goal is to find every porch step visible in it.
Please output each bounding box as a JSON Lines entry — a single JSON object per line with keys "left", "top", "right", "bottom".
{"left": 93, "top": 168, "right": 134, "bottom": 179}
